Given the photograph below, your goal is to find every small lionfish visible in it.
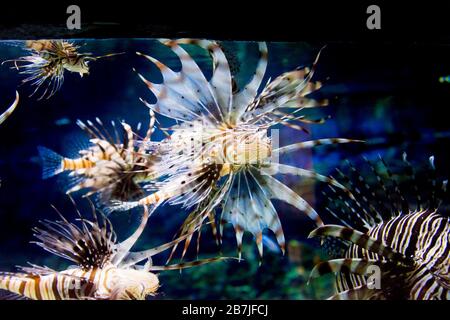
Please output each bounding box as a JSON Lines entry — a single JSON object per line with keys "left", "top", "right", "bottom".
{"left": 0, "top": 91, "right": 19, "bottom": 125}
{"left": 2, "top": 40, "right": 123, "bottom": 100}
{"left": 115, "top": 38, "right": 360, "bottom": 260}
{"left": 38, "top": 116, "right": 158, "bottom": 205}
{"left": 0, "top": 198, "right": 226, "bottom": 300}
{"left": 309, "top": 154, "right": 450, "bottom": 300}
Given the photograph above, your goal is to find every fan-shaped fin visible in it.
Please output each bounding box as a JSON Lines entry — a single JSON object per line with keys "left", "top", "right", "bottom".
{"left": 32, "top": 199, "right": 116, "bottom": 270}
{"left": 175, "top": 39, "right": 233, "bottom": 122}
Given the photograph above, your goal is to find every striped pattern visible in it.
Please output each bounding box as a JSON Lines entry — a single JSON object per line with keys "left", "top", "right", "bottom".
{"left": 0, "top": 199, "right": 229, "bottom": 300}
{"left": 125, "top": 38, "right": 359, "bottom": 260}
{"left": 335, "top": 210, "right": 449, "bottom": 300}
{"left": 310, "top": 156, "right": 450, "bottom": 300}
{"left": 0, "top": 265, "right": 109, "bottom": 300}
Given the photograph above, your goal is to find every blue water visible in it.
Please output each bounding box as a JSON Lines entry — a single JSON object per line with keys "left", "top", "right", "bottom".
{"left": 0, "top": 39, "right": 449, "bottom": 299}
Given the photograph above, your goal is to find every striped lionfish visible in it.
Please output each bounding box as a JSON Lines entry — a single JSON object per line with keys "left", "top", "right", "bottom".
{"left": 0, "top": 198, "right": 225, "bottom": 300}
{"left": 309, "top": 154, "right": 449, "bottom": 300}
{"left": 2, "top": 40, "right": 123, "bottom": 100}
{"left": 0, "top": 91, "right": 19, "bottom": 126}
{"left": 113, "top": 38, "right": 360, "bottom": 260}
{"left": 38, "top": 115, "right": 158, "bottom": 205}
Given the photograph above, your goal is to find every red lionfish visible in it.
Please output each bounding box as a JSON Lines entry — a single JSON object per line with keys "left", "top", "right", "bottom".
{"left": 2, "top": 40, "right": 123, "bottom": 100}
{"left": 113, "top": 38, "right": 361, "bottom": 260}
{"left": 0, "top": 91, "right": 19, "bottom": 125}
{"left": 38, "top": 115, "right": 159, "bottom": 205}
{"left": 309, "top": 154, "right": 449, "bottom": 300}
{"left": 0, "top": 198, "right": 227, "bottom": 300}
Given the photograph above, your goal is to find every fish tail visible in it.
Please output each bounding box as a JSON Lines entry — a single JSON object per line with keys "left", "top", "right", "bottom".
{"left": 37, "top": 146, "right": 64, "bottom": 179}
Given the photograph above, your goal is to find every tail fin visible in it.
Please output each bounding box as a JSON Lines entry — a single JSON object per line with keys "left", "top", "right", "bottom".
{"left": 37, "top": 146, "right": 64, "bottom": 179}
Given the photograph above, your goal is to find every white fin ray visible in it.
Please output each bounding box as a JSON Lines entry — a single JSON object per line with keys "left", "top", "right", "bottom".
{"left": 262, "top": 163, "right": 347, "bottom": 190}
{"left": 253, "top": 173, "right": 324, "bottom": 227}
{"left": 118, "top": 230, "right": 196, "bottom": 268}
{"left": 219, "top": 169, "right": 287, "bottom": 258}
{"left": 248, "top": 168, "right": 286, "bottom": 254}
{"left": 231, "top": 42, "right": 268, "bottom": 124}
{"left": 113, "top": 205, "right": 155, "bottom": 265}
{"left": 158, "top": 39, "right": 225, "bottom": 123}
{"left": 135, "top": 71, "right": 200, "bottom": 122}
{"left": 220, "top": 173, "right": 244, "bottom": 259}
{"left": 175, "top": 39, "right": 233, "bottom": 122}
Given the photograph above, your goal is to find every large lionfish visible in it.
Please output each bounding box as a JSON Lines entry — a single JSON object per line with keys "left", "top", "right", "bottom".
{"left": 0, "top": 91, "right": 19, "bottom": 125}
{"left": 2, "top": 40, "right": 123, "bottom": 100}
{"left": 309, "top": 154, "right": 449, "bottom": 300}
{"left": 0, "top": 198, "right": 226, "bottom": 300}
{"left": 38, "top": 115, "right": 158, "bottom": 205}
{"left": 114, "top": 38, "right": 360, "bottom": 259}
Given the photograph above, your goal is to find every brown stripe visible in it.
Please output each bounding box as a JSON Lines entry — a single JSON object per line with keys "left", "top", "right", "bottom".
{"left": 62, "top": 158, "right": 68, "bottom": 170}
{"left": 89, "top": 267, "right": 98, "bottom": 285}
{"left": 68, "top": 278, "right": 77, "bottom": 299}
{"left": 260, "top": 50, "right": 268, "bottom": 60}
{"left": 52, "top": 275, "right": 62, "bottom": 300}
{"left": 78, "top": 270, "right": 92, "bottom": 297}
{"left": 34, "top": 276, "right": 42, "bottom": 300}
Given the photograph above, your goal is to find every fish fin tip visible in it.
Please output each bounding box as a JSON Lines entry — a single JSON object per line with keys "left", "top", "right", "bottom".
{"left": 37, "top": 146, "right": 64, "bottom": 179}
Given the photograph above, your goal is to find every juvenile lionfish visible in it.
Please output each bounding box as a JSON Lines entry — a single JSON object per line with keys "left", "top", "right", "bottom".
{"left": 309, "top": 154, "right": 449, "bottom": 300}
{"left": 0, "top": 91, "right": 19, "bottom": 125}
{"left": 0, "top": 198, "right": 226, "bottom": 300}
{"left": 38, "top": 115, "right": 158, "bottom": 205}
{"left": 3, "top": 40, "right": 123, "bottom": 100}
{"left": 115, "top": 38, "right": 360, "bottom": 259}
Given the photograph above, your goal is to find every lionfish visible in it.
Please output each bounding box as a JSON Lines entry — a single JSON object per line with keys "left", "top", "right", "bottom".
{"left": 309, "top": 154, "right": 450, "bottom": 300}
{"left": 0, "top": 198, "right": 226, "bottom": 300}
{"left": 2, "top": 40, "right": 123, "bottom": 100}
{"left": 0, "top": 91, "right": 19, "bottom": 125}
{"left": 114, "top": 38, "right": 360, "bottom": 260}
{"left": 38, "top": 115, "right": 158, "bottom": 205}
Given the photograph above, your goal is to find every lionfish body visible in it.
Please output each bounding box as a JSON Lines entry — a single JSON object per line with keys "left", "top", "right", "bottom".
{"left": 0, "top": 262, "right": 159, "bottom": 300}
{"left": 121, "top": 38, "right": 359, "bottom": 259}
{"left": 0, "top": 91, "right": 19, "bottom": 125}
{"left": 39, "top": 117, "right": 158, "bottom": 203}
{"left": 309, "top": 155, "right": 450, "bottom": 300}
{"left": 3, "top": 40, "right": 122, "bottom": 100}
{"left": 0, "top": 199, "right": 226, "bottom": 300}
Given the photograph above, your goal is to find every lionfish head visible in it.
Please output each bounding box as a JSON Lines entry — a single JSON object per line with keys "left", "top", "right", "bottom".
{"left": 63, "top": 57, "right": 90, "bottom": 77}
{"left": 229, "top": 128, "right": 272, "bottom": 166}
